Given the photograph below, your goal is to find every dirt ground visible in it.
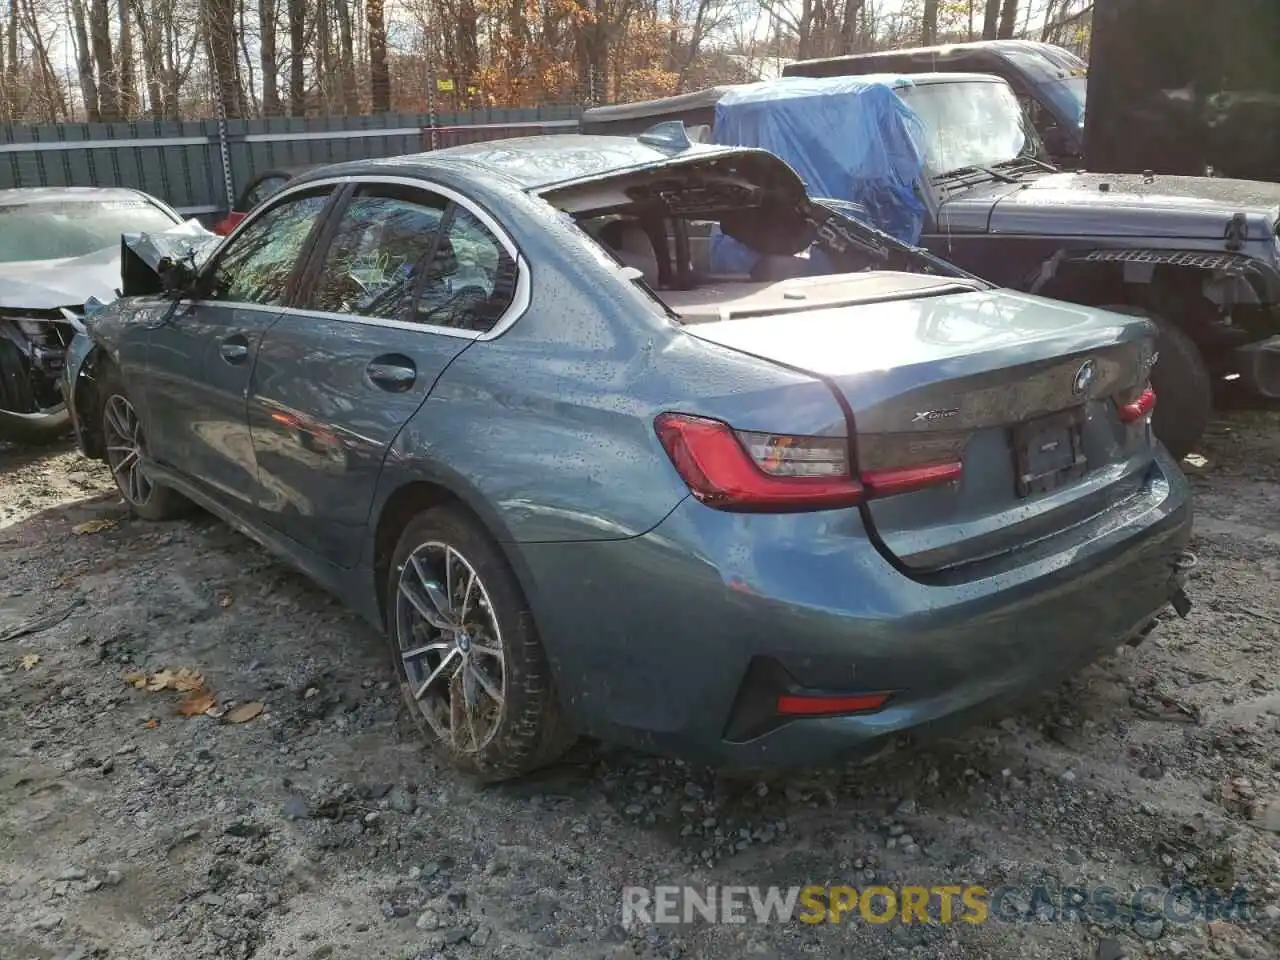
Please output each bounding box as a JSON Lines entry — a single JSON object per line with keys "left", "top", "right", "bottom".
{"left": 2, "top": 407, "right": 1279, "bottom": 960}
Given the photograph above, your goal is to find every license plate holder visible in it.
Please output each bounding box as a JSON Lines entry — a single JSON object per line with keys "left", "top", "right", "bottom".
{"left": 1012, "top": 409, "right": 1087, "bottom": 498}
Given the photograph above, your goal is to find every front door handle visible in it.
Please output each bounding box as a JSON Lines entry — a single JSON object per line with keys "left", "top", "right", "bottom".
{"left": 220, "top": 335, "right": 250, "bottom": 364}
{"left": 367, "top": 355, "right": 417, "bottom": 392}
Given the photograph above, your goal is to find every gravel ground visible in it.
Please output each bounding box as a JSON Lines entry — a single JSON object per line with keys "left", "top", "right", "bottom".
{"left": 2, "top": 409, "right": 1279, "bottom": 960}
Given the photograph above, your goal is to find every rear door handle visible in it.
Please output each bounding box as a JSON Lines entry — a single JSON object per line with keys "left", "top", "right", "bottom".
{"left": 366, "top": 355, "right": 417, "bottom": 392}
{"left": 220, "top": 335, "right": 250, "bottom": 364}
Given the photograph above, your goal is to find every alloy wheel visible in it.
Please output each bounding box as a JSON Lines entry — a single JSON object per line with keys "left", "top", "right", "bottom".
{"left": 103, "top": 394, "right": 154, "bottom": 506}
{"left": 394, "top": 541, "right": 507, "bottom": 752}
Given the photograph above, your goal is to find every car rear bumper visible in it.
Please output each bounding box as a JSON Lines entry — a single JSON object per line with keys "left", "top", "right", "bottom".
{"left": 518, "top": 448, "right": 1192, "bottom": 769}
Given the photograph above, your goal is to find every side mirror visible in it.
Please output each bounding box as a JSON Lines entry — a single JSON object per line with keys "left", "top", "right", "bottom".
{"left": 156, "top": 257, "right": 198, "bottom": 296}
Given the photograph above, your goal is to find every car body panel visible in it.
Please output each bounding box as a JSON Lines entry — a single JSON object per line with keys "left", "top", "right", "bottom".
{"left": 248, "top": 312, "right": 473, "bottom": 568}
{"left": 143, "top": 301, "right": 281, "bottom": 508}
{"left": 517, "top": 446, "right": 1190, "bottom": 761}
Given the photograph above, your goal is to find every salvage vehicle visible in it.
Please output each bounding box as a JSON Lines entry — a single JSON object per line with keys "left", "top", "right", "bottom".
{"left": 782, "top": 39, "right": 1088, "bottom": 167}
{"left": 65, "top": 133, "right": 1192, "bottom": 779}
{"left": 581, "top": 75, "right": 1280, "bottom": 458}
{"left": 0, "top": 187, "right": 184, "bottom": 444}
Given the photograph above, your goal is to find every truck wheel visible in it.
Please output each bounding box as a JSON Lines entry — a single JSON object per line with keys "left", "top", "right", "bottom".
{"left": 1102, "top": 305, "right": 1211, "bottom": 460}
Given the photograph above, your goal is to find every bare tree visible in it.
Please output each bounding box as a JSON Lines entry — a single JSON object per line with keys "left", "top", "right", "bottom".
{"left": 367, "top": 0, "right": 389, "bottom": 111}
{"left": 981, "top": 0, "right": 999, "bottom": 39}
{"left": 921, "top": 0, "right": 938, "bottom": 44}
{"left": 997, "top": 0, "right": 1018, "bottom": 38}
{"left": 259, "top": 0, "right": 280, "bottom": 113}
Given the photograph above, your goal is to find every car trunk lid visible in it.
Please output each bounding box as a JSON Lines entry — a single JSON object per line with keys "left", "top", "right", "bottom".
{"left": 679, "top": 277, "right": 1158, "bottom": 572}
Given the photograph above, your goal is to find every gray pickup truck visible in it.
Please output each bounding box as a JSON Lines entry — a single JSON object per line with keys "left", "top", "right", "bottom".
{"left": 582, "top": 73, "right": 1280, "bottom": 458}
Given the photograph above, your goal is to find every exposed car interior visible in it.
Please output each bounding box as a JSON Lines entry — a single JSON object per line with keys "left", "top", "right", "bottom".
{"left": 551, "top": 152, "right": 983, "bottom": 324}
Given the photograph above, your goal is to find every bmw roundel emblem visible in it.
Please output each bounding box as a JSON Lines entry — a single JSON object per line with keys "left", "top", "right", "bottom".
{"left": 1073, "top": 359, "right": 1097, "bottom": 396}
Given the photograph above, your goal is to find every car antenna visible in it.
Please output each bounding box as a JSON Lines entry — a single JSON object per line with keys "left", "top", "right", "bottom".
{"left": 637, "top": 121, "right": 694, "bottom": 153}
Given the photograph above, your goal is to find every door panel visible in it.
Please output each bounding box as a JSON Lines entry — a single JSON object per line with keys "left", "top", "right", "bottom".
{"left": 145, "top": 303, "right": 281, "bottom": 502}
{"left": 249, "top": 316, "right": 468, "bottom": 565}
{"left": 143, "top": 188, "right": 333, "bottom": 509}
{"left": 247, "top": 181, "right": 522, "bottom": 568}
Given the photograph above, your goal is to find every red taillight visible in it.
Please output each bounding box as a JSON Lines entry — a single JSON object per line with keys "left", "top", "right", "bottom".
{"left": 653, "top": 413, "right": 961, "bottom": 513}
{"left": 1117, "top": 387, "right": 1156, "bottom": 424}
{"left": 776, "top": 692, "right": 891, "bottom": 716}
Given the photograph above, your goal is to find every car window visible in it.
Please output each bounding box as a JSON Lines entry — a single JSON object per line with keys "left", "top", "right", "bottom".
{"left": 415, "top": 208, "right": 518, "bottom": 333}
{"left": 305, "top": 187, "right": 449, "bottom": 319}
{"left": 243, "top": 174, "right": 290, "bottom": 211}
{"left": 205, "top": 192, "right": 329, "bottom": 306}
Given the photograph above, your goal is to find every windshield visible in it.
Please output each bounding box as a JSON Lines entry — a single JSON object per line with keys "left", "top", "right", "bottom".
{"left": 0, "top": 196, "right": 177, "bottom": 263}
{"left": 898, "top": 81, "right": 1040, "bottom": 176}
{"left": 1037, "top": 76, "right": 1087, "bottom": 128}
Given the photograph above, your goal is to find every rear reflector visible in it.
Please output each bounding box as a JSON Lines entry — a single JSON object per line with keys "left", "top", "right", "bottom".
{"left": 863, "top": 461, "right": 963, "bottom": 497}
{"left": 655, "top": 412, "right": 962, "bottom": 512}
{"left": 1117, "top": 387, "right": 1156, "bottom": 424}
{"left": 776, "top": 692, "right": 891, "bottom": 716}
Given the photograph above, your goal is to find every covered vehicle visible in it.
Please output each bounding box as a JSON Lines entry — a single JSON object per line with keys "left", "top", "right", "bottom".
{"left": 783, "top": 39, "right": 1089, "bottom": 167}
{"left": 586, "top": 74, "right": 1280, "bottom": 459}
{"left": 64, "top": 133, "right": 1191, "bottom": 779}
{"left": 0, "top": 187, "right": 184, "bottom": 444}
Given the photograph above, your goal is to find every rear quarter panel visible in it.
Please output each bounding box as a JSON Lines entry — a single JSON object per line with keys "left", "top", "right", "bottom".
{"left": 368, "top": 179, "right": 850, "bottom": 546}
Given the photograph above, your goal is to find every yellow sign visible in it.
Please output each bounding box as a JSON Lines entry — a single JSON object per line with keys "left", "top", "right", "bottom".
{"left": 437, "top": 78, "right": 454, "bottom": 92}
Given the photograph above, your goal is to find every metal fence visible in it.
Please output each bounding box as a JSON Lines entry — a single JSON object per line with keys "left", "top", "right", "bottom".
{"left": 0, "top": 106, "right": 584, "bottom": 220}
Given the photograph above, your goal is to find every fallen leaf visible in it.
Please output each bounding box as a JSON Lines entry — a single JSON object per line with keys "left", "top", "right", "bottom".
{"left": 223, "top": 701, "right": 264, "bottom": 724}
{"left": 123, "top": 670, "right": 148, "bottom": 689}
{"left": 19, "top": 654, "right": 40, "bottom": 670}
{"left": 145, "top": 718, "right": 158, "bottom": 729}
{"left": 143, "top": 668, "right": 204, "bottom": 693}
{"left": 171, "top": 669, "right": 205, "bottom": 693}
{"left": 178, "top": 688, "right": 217, "bottom": 717}
{"left": 72, "top": 518, "right": 118, "bottom": 535}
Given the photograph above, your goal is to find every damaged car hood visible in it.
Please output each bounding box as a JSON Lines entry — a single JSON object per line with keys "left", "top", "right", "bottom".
{"left": 120, "top": 219, "right": 223, "bottom": 297}
{"left": 0, "top": 245, "right": 122, "bottom": 310}
{"left": 943, "top": 171, "right": 1280, "bottom": 240}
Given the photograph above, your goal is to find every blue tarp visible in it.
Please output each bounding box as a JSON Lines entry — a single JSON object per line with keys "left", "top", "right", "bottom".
{"left": 712, "top": 75, "right": 929, "bottom": 246}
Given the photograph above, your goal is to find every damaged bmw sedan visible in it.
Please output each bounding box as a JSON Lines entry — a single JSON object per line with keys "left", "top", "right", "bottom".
{"left": 63, "top": 132, "right": 1194, "bottom": 779}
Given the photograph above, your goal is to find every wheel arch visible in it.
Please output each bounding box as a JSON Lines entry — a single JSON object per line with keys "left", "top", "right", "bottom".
{"left": 68, "top": 344, "right": 117, "bottom": 461}
{"left": 369, "top": 474, "right": 542, "bottom": 639}
{"left": 1027, "top": 246, "right": 1275, "bottom": 345}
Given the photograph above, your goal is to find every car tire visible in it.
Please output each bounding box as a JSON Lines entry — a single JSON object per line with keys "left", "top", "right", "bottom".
{"left": 386, "top": 505, "right": 575, "bottom": 781}
{"left": 1102, "top": 305, "right": 1211, "bottom": 460}
{"left": 97, "top": 365, "right": 188, "bottom": 521}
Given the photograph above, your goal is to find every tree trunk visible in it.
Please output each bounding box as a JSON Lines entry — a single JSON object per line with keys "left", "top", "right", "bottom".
{"left": 921, "top": 0, "right": 939, "bottom": 44}
{"left": 118, "top": 0, "right": 137, "bottom": 117}
{"left": 259, "top": 0, "right": 280, "bottom": 115}
{"left": 69, "top": 0, "right": 101, "bottom": 121}
{"left": 982, "top": 0, "right": 1000, "bottom": 39}
{"left": 366, "top": 0, "right": 389, "bottom": 112}
{"left": 204, "top": 0, "right": 241, "bottom": 118}
{"left": 288, "top": 0, "right": 305, "bottom": 114}
{"left": 88, "top": 0, "right": 119, "bottom": 119}
{"left": 997, "top": 0, "right": 1019, "bottom": 38}
{"left": 335, "top": 0, "right": 359, "bottom": 113}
